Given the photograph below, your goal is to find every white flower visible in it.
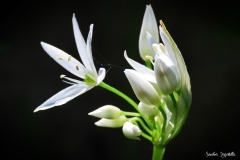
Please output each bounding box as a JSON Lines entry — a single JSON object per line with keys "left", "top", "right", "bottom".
{"left": 88, "top": 105, "right": 122, "bottom": 119}
{"left": 34, "top": 14, "right": 106, "bottom": 112}
{"left": 122, "top": 122, "right": 141, "bottom": 140}
{"left": 95, "top": 116, "right": 127, "bottom": 128}
{"left": 124, "top": 69, "right": 160, "bottom": 107}
{"left": 139, "top": 5, "right": 159, "bottom": 61}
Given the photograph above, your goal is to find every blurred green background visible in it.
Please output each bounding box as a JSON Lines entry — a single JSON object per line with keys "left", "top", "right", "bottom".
{"left": 1, "top": 0, "right": 240, "bottom": 159}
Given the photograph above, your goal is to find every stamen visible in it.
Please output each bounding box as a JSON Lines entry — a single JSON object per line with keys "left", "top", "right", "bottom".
{"left": 145, "top": 55, "right": 154, "bottom": 65}
{"left": 68, "top": 55, "right": 72, "bottom": 62}
{"left": 145, "top": 55, "right": 153, "bottom": 61}
{"left": 58, "top": 57, "right": 63, "bottom": 60}
{"left": 60, "top": 74, "right": 66, "bottom": 78}
{"left": 159, "top": 43, "right": 167, "bottom": 53}
{"left": 76, "top": 65, "right": 79, "bottom": 70}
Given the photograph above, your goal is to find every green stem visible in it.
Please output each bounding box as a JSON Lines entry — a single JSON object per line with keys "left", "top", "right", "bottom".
{"left": 123, "top": 112, "right": 141, "bottom": 117}
{"left": 145, "top": 59, "right": 152, "bottom": 69}
{"left": 99, "top": 82, "right": 138, "bottom": 111}
{"left": 152, "top": 146, "right": 165, "bottom": 160}
{"left": 141, "top": 132, "right": 152, "bottom": 142}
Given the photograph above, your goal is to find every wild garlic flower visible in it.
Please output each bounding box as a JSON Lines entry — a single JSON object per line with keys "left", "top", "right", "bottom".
{"left": 88, "top": 105, "right": 122, "bottom": 119}
{"left": 34, "top": 14, "right": 106, "bottom": 112}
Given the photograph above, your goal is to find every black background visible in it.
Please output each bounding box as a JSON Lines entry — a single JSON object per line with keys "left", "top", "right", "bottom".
{"left": 1, "top": 0, "right": 240, "bottom": 159}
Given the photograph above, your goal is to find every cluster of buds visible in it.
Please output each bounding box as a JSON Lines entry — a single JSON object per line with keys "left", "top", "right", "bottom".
{"left": 89, "top": 5, "right": 191, "bottom": 147}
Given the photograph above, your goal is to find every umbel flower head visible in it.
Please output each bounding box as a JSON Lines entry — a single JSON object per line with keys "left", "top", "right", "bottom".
{"left": 34, "top": 14, "right": 106, "bottom": 112}
{"left": 124, "top": 19, "right": 191, "bottom": 146}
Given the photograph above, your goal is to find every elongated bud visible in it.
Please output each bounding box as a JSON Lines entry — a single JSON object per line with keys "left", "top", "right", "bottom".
{"left": 88, "top": 105, "right": 121, "bottom": 119}
{"left": 122, "top": 122, "right": 141, "bottom": 140}
{"left": 124, "top": 69, "right": 161, "bottom": 106}
{"left": 154, "top": 54, "right": 181, "bottom": 95}
{"left": 139, "top": 5, "right": 159, "bottom": 61}
{"left": 95, "top": 116, "right": 127, "bottom": 128}
{"left": 138, "top": 102, "right": 159, "bottom": 118}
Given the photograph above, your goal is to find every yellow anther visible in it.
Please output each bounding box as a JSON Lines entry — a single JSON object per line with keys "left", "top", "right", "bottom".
{"left": 58, "top": 57, "right": 63, "bottom": 60}
{"left": 68, "top": 55, "right": 72, "bottom": 62}
{"left": 76, "top": 66, "right": 79, "bottom": 70}
{"left": 60, "top": 75, "right": 66, "bottom": 78}
{"left": 159, "top": 43, "right": 166, "bottom": 53}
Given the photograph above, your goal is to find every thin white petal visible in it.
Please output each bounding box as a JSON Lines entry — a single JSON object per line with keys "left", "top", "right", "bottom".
{"left": 72, "top": 14, "right": 96, "bottom": 73}
{"left": 72, "top": 14, "right": 88, "bottom": 66}
{"left": 159, "top": 26, "right": 177, "bottom": 66}
{"left": 97, "top": 68, "right": 106, "bottom": 85}
{"left": 40, "top": 42, "right": 86, "bottom": 78}
{"left": 34, "top": 83, "right": 92, "bottom": 112}
{"left": 124, "top": 51, "right": 154, "bottom": 76}
{"left": 86, "top": 24, "right": 97, "bottom": 73}
{"left": 139, "top": 5, "right": 159, "bottom": 60}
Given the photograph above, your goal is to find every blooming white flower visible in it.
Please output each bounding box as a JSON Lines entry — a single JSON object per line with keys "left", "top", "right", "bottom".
{"left": 88, "top": 105, "right": 122, "bottom": 119}
{"left": 139, "top": 5, "right": 159, "bottom": 61}
{"left": 122, "top": 122, "right": 141, "bottom": 140}
{"left": 34, "top": 14, "right": 106, "bottom": 112}
{"left": 95, "top": 116, "right": 127, "bottom": 128}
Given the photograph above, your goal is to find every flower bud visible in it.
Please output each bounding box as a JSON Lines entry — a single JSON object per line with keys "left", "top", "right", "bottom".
{"left": 138, "top": 102, "right": 159, "bottom": 118}
{"left": 95, "top": 116, "right": 127, "bottom": 128}
{"left": 122, "top": 122, "right": 141, "bottom": 140}
{"left": 154, "top": 54, "right": 181, "bottom": 95}
{"left": 88, "top": 105, "right": 121, "bottom": 119}
{"left": 124, "top": 69, "right": 161, "bottom": 106}
{"left": 139, "top": 5, "right": 159, "bottom": 61}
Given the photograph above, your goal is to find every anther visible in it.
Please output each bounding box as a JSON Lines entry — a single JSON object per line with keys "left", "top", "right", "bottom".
{"left": 60, "top": 75, "right": 66, "bottom": 78}
{"left": 68, "top": 55, "right": 72, "bottom": 62}
{"left": 58, "top": 57, "right": 63, "bottom": 60}
{"left": 76, "top": 66, "right": 79, "bottom": 70}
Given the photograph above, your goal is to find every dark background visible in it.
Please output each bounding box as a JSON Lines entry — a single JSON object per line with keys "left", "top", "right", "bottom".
{"left": 1, "top": 0, "right": 240, "bottom": 159}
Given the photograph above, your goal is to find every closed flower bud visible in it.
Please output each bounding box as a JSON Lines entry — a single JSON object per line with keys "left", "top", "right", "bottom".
{"left": 122, "top": 122, "right": 141, "bottom": 140}
{"left": 95, "top": 116, "right": 127, "bottom": 128}
{"left": 138, "top": 102, "right": 159, "bottom": 118}
{"left": 88, "top": 105, "right": 121, "bottom": 119}
{"left": 139, "top": 5, "right": 159, "bottom": 61}
{"left": 154, "top": 54, "right": 181, "bottom": 95}
{"left": 124, "top": 69, "right": 161, "bottom": 106}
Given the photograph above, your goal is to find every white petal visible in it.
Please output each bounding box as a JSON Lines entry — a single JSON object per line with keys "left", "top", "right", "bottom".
{"left": 34, "top": 83, "right": 92, "bottom": 112}
{"left": 154, "top": 54, "right": 181, "bottom": 95}
{"left": 40, "top": 42, "right": 86, "bottom": 78}
{"left": 95, "top": 115, "right": 127, "bottom": 128}
{"left": 97, "top": 68, "right": 106, "bottom": 85}
{"left": 139, "top": 5, "right": 159, "bottom": 60}
{"left": 159, "top": 26, "right": 177, "bottom": 66}
{"left": 146, "top": 31, "right": 158, "bottom": 58}
{"left": 138, "top": 102, "right": 159, "bottom": 118}
{"left": 124, "top": 51, "right": 154, "bottom": 76}
{"left": 124, "top": 69, "right": 160, "bottom": 106}
{"left": 72, "top": 14, "right": 91, "bottom": 69}
{"left": 86, "top": 24, "right": 97, "bottom": 74}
